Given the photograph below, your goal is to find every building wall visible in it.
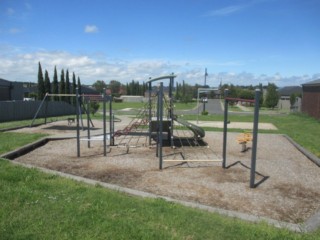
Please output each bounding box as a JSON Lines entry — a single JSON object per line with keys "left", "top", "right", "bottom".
{"left": 302, "top": 86, "right": 320, "bottom": 120}
{"left": 0, "top": 86, "right": 10, "bottom": 101}
{"left": 0, "top": 81, "right": 24, "bottom": 101}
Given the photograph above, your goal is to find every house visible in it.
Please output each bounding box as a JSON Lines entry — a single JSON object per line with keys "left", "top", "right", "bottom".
{"left": 301, "top": 79, "right": 320, "bottom": 120}
{"left": 0, "top": 78, "right": 24, "bottom": 101}
{"left": 277, "top": 86, "right": 302, "bottom": 111}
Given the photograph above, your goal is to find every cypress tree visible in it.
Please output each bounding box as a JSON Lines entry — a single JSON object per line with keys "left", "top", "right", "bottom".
{"left": 65, "top": 69, "right": 71, "bottom": 104}
{"left": 77, "top": 77, "right": 82, "bottom": 95}
{"left": 52, "top": 66, "right": 59, "bottom": 101}
{"left": 72, "top": 72, "right": 76, "bottom": 105}
{"left": 44, "top": 70, "right": 51, "bottom": 100}
{"left": 60, "top": 69, "right": 65, "bottom": 102}
{"left": 37, "top": 62, "right": 45, "bottom": 100}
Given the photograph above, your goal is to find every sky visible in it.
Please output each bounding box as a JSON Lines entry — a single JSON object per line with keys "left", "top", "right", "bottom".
{"left": 0, "top": 0, "right": 319, "bottom": 87}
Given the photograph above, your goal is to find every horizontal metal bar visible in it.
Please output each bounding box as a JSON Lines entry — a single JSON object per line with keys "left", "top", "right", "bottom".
{"left": 163, "top": 159, "right": 222, "bottom": 162}
{"left": 225, "top": 97, "right": 255, "bottom": 103}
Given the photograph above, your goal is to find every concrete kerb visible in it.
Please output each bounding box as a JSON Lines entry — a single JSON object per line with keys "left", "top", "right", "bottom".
{"left": 4, "top": 160, "right": 305, "bottom": 232}
{"left": 283, "top": 134, "right": 320, "bottom": 167}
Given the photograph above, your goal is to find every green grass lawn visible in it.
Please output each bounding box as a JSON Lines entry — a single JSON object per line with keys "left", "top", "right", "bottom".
{"left": 1, "top": 159, "right": 319, "bottom": 239}
{"left": 0, "top": 113, "right": 319, "bottom": 238}
{"left": 0, "top": 132, "right": 47, "bottom": 155}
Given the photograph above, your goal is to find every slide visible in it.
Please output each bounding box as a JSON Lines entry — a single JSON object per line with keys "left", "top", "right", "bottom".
{"left": 173, "top": 116, "right": 205, "bottom": 139}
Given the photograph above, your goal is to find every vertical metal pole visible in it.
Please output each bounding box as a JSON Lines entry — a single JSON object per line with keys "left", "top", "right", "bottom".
{"left": 111, "top": 113, "right": 115, "bottom": 146}
{"left": 169, "top": 76, "right": 174, "bottom": 147}
{"left": 87, "top": 99, "right": 91, "bottom": 148}
{"left": 30, "top": 93, "right": 48, "bottom": 127}
{"left": 250, "top": 89, "right": 261, "bottom": 188}
{"left": 148, "top": 82, "right": 152, "bottom": 145}
{"left": 159, "top": 82, "right": 164, "bottom": 170}
{"left": 197, "top": 90, "right": 200, "bottom": 124}
{"left": 109, "top": 95, "right": 114, "bottom": 146}
{"left": 156, "top": 86, "right": 160, "bottom": 157}
{"left": 76, "top": 88, "right": 80, "bottom": 157}
{"left": 103, "top": 89, "right": 107, "bottom": 156}
{"left": 203, "top": 68, "right": 207, "bottom": 112}
{"left": 222, "top": 89, "right": 229, "bottom": 168}
{"left": 79, "top": 95, "right": 84, "bottom": 130}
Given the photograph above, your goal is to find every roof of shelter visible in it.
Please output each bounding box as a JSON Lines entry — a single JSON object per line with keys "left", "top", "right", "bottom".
{"left": 278, "top": 86, "right": 302, "bottom": 96}
{"left": 302, "top": 79, "right": 320, "bottom": 86}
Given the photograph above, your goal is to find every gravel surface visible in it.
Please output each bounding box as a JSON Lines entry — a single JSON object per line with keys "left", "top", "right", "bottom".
{"left": 12, "top": 119, "right": 320, "bottom": 224}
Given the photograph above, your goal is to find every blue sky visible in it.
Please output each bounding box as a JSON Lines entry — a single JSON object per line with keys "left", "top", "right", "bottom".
{"left": 1, "top": 0, "right": 319, "bottom": 87}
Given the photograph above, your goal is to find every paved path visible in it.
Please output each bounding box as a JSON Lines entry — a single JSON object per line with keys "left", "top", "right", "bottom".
{"left": 176, "top": 99, "right": 223, "bottom": 115}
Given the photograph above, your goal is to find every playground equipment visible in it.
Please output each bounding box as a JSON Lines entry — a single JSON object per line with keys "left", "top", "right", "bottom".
{"left": 30, "top": 89, "right": 114, "bottom": 157}
{"left": 145, "top": 74, "right": 221, "bottom": 169}
{"left": 30, "top": 92, "right": 95, "bottom": 129}
{"left": 75, "top": 88, "right": 114, "bottom": 157}
{"left": 222, "top": 89, "right": 261, "bottom": 188}
{"left": 236, "top": 132, "right": 253, "bottom": 152}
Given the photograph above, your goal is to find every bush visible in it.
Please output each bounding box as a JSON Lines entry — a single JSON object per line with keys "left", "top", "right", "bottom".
{"left": 201, "top": 110, "right": 209, "bottom": 115}
{"left": 90, "top": 101, "right": 100, "bottom": 115}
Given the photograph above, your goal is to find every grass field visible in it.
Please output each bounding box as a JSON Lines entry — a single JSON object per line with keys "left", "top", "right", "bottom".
{"left": 1, "top": 159, "right": 319, "bottom": 239}
{"left": 0, "top": 132, "right": 47, "bottom": 154}
{"left": 0, "top": 111, "right": 319, "bottom": 238}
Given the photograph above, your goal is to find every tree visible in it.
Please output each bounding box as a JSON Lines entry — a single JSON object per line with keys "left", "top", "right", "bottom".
{"left": 238, "top": 89, "right": 254, "bottom": 100}
{"left": 44, "top": 70, "right": 51, "bottom": 100}
{"left": 37, "top": 62, "right": 45, "bottom": 100}
{"left": 65, "top": 69, "right": 71, "bottom": 104}
{"left": 92, "top": 80, "right": 107, "bottom": 93}
{"left": 59, "top": 69, "right": 65, "bottom": 102}
{"left": 290, "top": 93, "right": 297, "bottom": 108}
{"left": 72, "top": 72, "right": 77, "bottom": 105}
{"left": 77, "top": 77, "right": 82, "bottom": 95}
{"left": 265, "top": 83, "right": 279, "bottom": 109}
{"left": 52, "top": 66, "right": 59, "bottom": 101}
{"left": 258, "top": 83, "right": 264, "bottom": 106}
{"left": 90, "top": 101, "right": 100, "bottom": 115}
{"left": 109, "top": 80, "right": 121, "bottom": 97}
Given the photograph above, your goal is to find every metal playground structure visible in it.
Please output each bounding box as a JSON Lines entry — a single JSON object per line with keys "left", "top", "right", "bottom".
{"left": 30, "top": 74, "right": 263, "bottom": 188}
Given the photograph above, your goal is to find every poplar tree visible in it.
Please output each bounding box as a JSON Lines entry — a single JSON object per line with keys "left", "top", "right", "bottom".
{"left": 72, "top": 72, "right": 77, "bottom": 105}
{"left": 37, "top": 62, "right": 45, "bottom": 100}
{"left": 52, "top": 66, "right": 59, "bottom": 101}
{"left": 44, "top": 70, "right": 51, "bottom": 100}
{"left": 77, "top": 77, "right": 82, "bottom": 95}
{"left": 65, "top": 69, "right": 71, "bottom": 104}
{"left": 60, "top": 69, "right": 65, "bottom": 102}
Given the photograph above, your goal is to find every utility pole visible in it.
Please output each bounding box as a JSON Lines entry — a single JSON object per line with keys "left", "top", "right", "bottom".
{"left": 203, "top": 68, "right": 208, "bottom": 112}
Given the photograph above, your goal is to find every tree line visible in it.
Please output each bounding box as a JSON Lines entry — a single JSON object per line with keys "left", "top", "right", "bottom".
{"left": 91, "top": 78, "right": 280, "bottom": 109}
{"left": 38, "top": 63, "right": 280, "bottom": 109}
{"left": 37, "top": 62, "right": 82, "bottom": 104}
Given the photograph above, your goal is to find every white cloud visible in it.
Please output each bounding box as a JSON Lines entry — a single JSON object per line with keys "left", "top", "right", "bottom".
{"left": 0, "top": 46, "right": 318, "bottom": 87}
{"left": 205, "top": 5, "right": 245, "bottom": 17}
{"left": 84, "top": 25, "right": 99, "bottom": 33}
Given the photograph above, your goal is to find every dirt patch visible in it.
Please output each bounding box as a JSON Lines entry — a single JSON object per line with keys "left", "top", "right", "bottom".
{"left": 11, "top": 120, "right": 320, "bottom": 224}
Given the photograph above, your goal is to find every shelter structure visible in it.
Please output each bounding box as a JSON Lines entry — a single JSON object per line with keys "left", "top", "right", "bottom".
{"left": 301, "top": 79, "right": 320, "bottom": 120}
